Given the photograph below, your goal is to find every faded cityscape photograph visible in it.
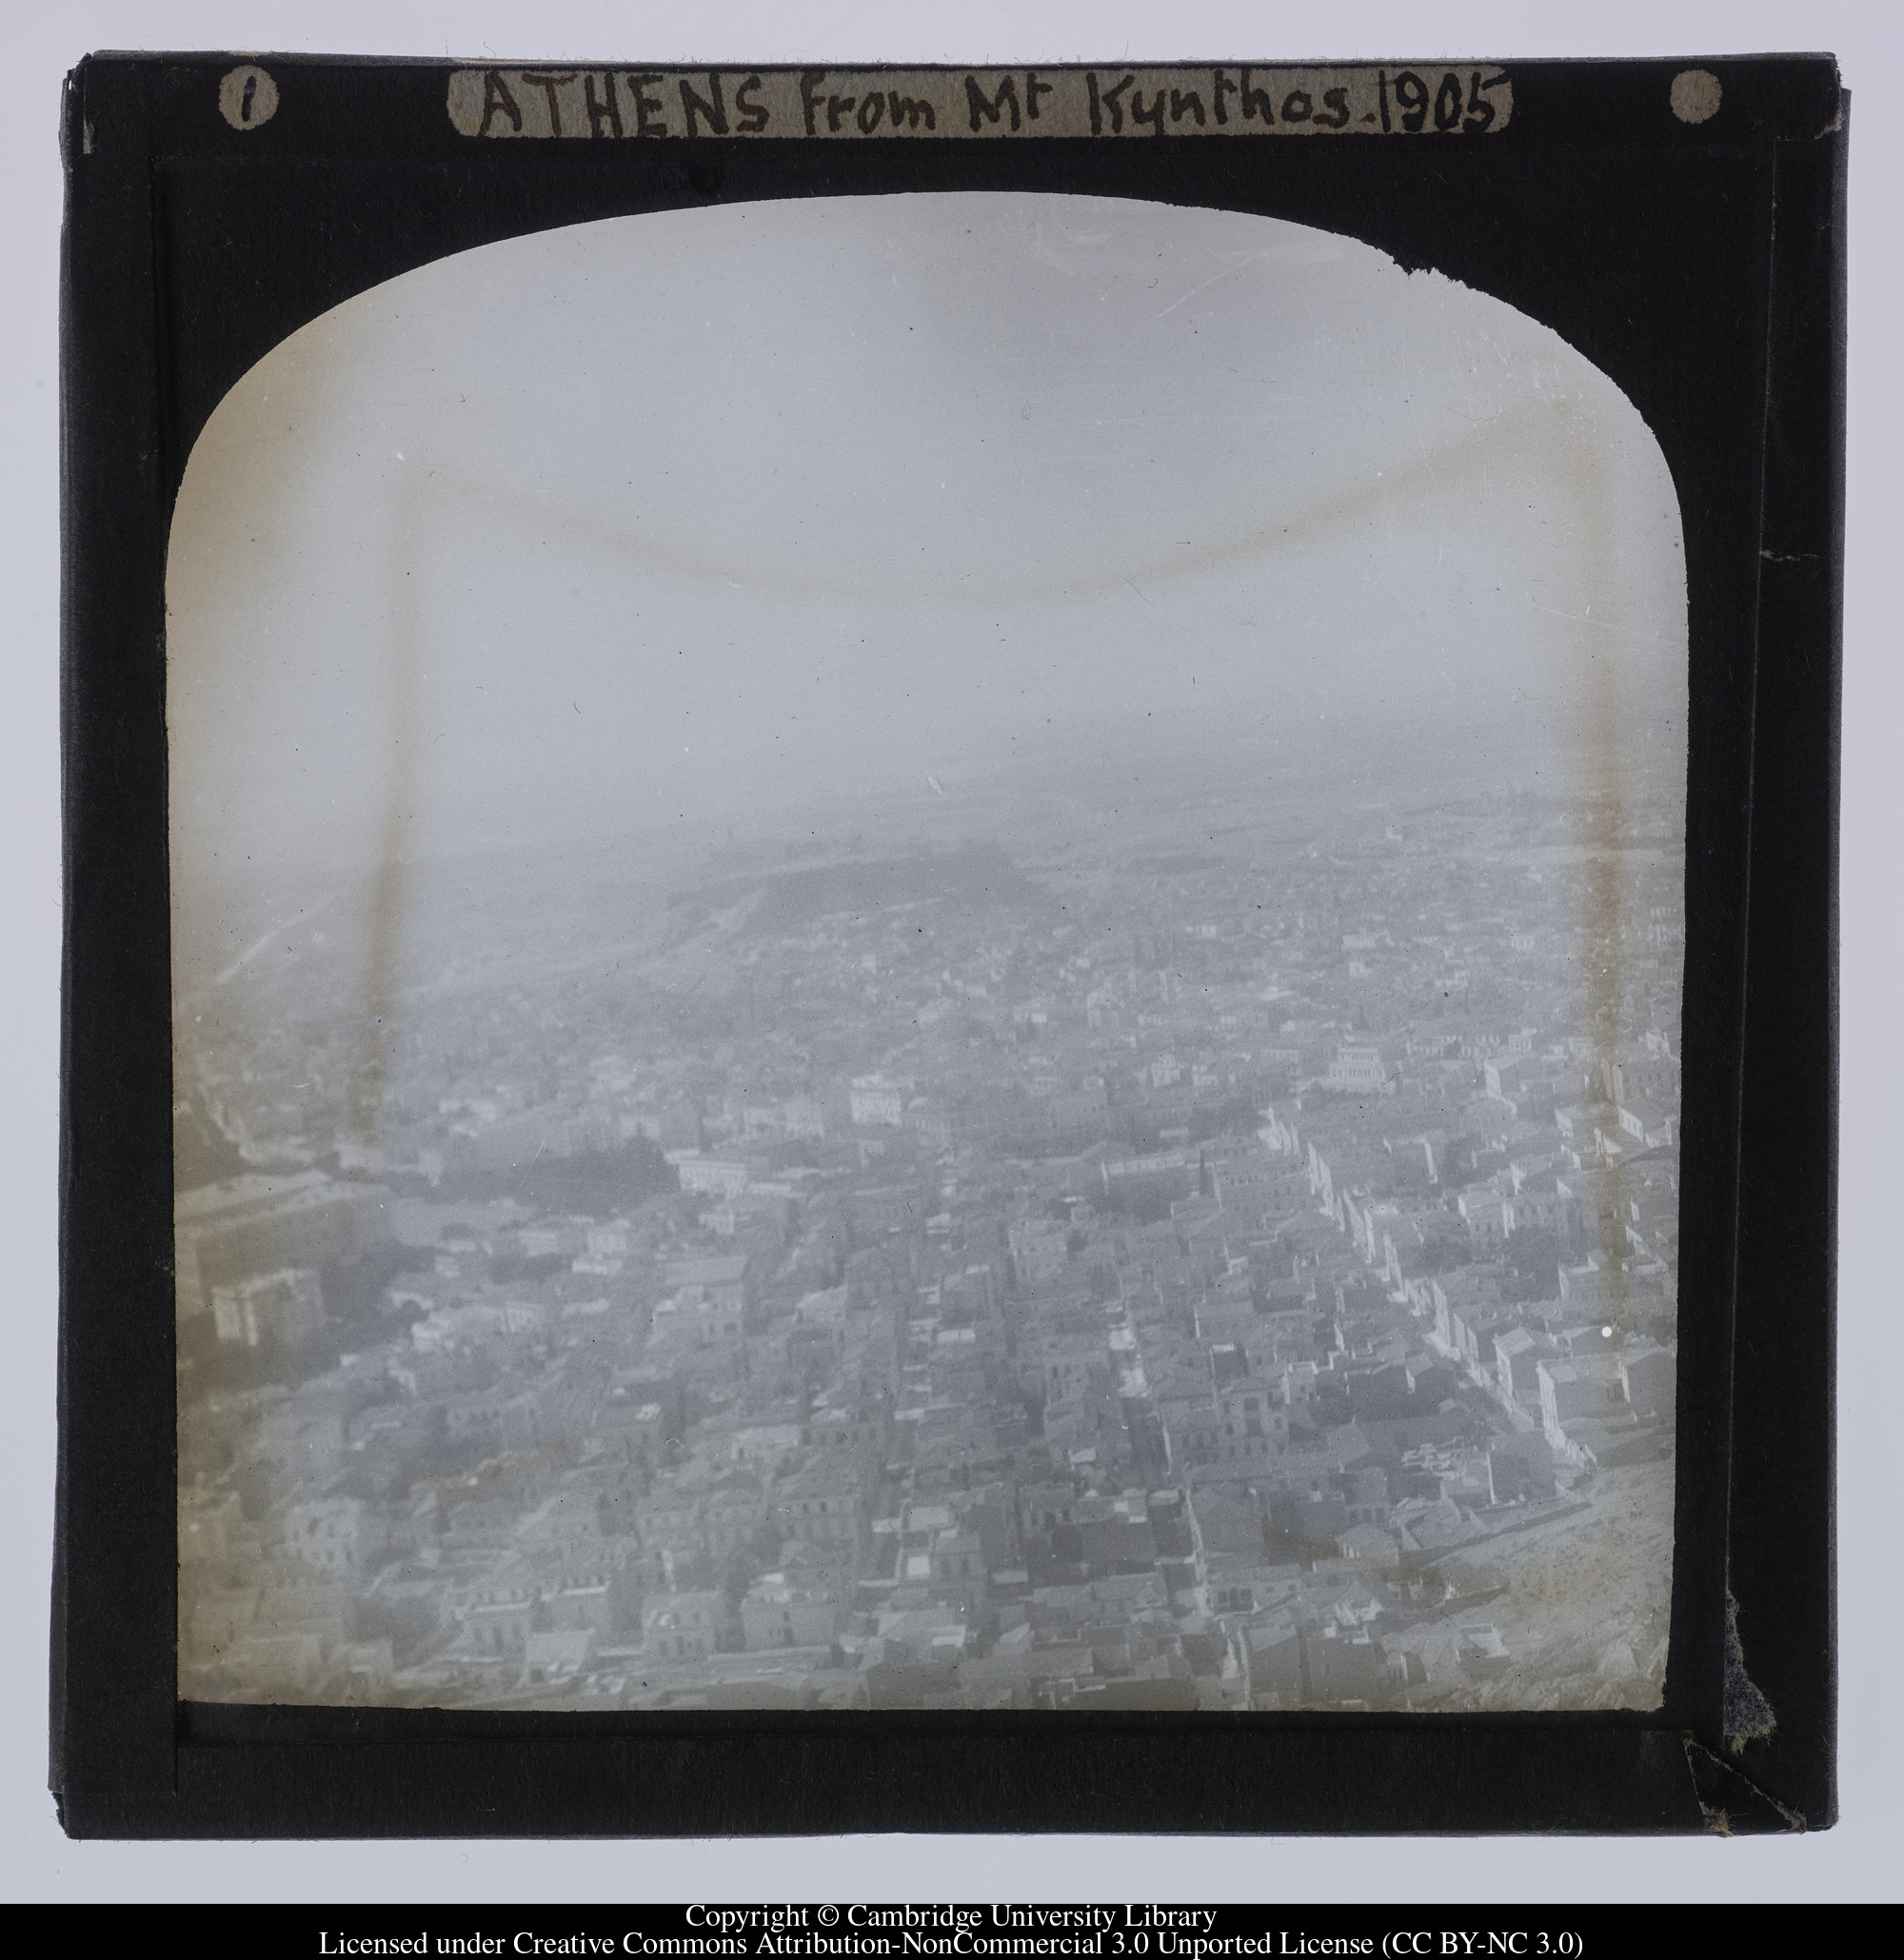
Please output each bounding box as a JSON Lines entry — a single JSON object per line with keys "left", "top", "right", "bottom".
{"left": 169, "top": 193, "right": 1686, "bottom": 1713}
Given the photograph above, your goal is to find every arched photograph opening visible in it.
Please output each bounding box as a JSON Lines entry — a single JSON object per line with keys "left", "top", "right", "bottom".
{"left": 168, "top": 192, "right": 1686, "bottom": 1713}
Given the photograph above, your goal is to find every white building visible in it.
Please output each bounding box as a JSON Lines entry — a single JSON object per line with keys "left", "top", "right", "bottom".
{"left": 850, "top": 1076, "right": 907, "bottom": 1127}
{"left": 1325, "top": 1044, "right": 1390, "bottom": 1094}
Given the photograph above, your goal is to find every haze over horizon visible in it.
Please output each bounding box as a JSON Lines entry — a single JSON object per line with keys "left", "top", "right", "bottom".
{"left": 167, "top": 190, "right": 1687, "bottom": 990}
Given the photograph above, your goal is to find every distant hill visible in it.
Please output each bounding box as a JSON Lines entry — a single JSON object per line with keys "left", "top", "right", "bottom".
{"left": 673, "top": 841, "right": 1041, "bottom": 936}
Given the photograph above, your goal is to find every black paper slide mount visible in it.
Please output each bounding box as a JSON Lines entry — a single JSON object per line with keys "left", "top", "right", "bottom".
{"left": 55, "top": 51, "right": 1842, "bottom": 1837}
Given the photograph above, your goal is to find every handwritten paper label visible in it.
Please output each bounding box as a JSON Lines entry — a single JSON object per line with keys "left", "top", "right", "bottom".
{"left": 446, "top": 67, "right": 1514, "bottom": 142}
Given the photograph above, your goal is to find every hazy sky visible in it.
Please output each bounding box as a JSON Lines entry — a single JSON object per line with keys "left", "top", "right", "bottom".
{"left": 168, "top": 191, "right": 1685, "bottom": 917}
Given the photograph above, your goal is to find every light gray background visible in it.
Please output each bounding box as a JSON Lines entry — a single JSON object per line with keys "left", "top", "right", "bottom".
{"left": 6, "top": 0, "right": 1894, "bottom": 1905}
